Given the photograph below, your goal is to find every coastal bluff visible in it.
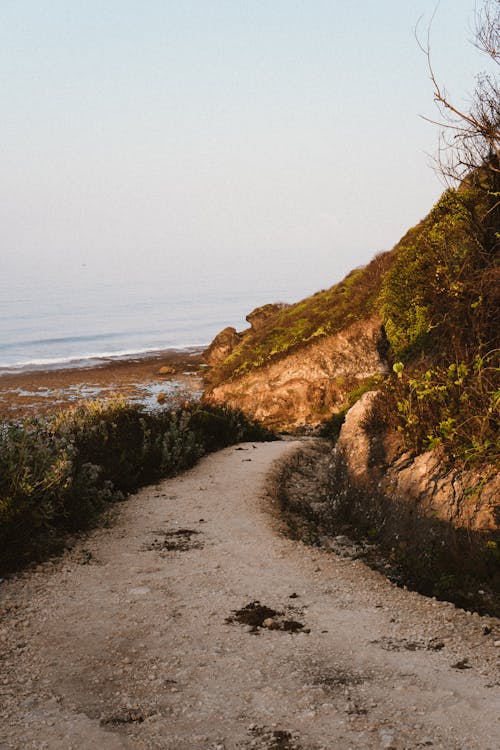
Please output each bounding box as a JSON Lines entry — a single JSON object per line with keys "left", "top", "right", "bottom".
{"left": 203, "top": 313, "right": 387, "bottom": 431}
{"left": 200, "top": 178, "right": 499, "bottom": 614}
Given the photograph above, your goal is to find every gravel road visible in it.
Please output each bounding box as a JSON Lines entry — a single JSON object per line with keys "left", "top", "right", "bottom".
{"left": 0, "top": 440, "right": 499, "bottom": 750}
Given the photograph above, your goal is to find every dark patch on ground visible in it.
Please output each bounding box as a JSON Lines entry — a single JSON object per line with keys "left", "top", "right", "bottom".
{"left": 248, "top": 725, "right": 302, "bottom": 749}
{"left": 78, "top": 549, "right": 96, "bottom": 565}
{"left": 226, "top": 601, "right": 308, "bottom": 633}
{"left": 371, "top": 636, "right": 445, "bottom": 652}
{"left": 281, "top": 619, "right": 305, "bottom": 632}
{"left": 312, "top": 666, "right": 366, "bottom": 690}
{"left": 226, "top": 601, "right": 281, "bottom": 627}
{"left": 143, "top": 528, "right": 202, "bottom": 553}
{"left": 101, "top": 708, "right": 147, "bottom": 726}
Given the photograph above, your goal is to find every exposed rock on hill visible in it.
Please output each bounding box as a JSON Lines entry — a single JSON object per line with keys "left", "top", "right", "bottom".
{"left": 334, "top": 391, "right": 499, "bottom": 532}
{"left": 203, "top": 326, "right": 242, "bottom": 367}
{"left": 203, "top": 304, "right": 292, "bottom": 370}
{"left": 204, "top": 317, "right": 388, "bottom": 431}
{"left": 245, "top": 302, "right": 290, "bottom": 331}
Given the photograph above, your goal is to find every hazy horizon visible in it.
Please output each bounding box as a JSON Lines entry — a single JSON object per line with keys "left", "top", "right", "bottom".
{"left": 1, "top": 0, "right": 495, "bottom": 305}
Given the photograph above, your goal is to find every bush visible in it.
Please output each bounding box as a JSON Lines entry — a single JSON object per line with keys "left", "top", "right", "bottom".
{"left": 0, "top": 399, "right": 275, "bottom": 573}
{"left": 375, "top": 352, "right": 499, "bottom": 466}
{"left": 380, "top": 187, "right": 496, "bottom": 363}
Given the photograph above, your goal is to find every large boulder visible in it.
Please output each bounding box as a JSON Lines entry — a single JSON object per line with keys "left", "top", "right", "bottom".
{"left": 245, "top": 303, "right": 290, "bottom": 332}
{"left": 334, "top": 390, "right": 499, "bottom": 532}
{"left": 202, "top": 327, "right": 241, "bottom": 367}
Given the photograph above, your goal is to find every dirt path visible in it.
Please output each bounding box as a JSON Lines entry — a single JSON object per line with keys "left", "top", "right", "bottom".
{"left": 1, "top": 441, "right": 499, "bottom": 750}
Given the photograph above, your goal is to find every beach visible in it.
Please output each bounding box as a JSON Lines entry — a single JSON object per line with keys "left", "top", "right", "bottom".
{"left": 0, "top": 348, "right": 205, "bottom": 419}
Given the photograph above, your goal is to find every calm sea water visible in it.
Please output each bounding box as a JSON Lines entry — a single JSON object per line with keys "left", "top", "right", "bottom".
{"left": 0, "top": 270, "right": 306, "bottom": 373}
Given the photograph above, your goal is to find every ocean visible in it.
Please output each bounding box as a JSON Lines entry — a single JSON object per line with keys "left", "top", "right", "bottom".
{"left": 0, "top": 269, "right": 307, "bottom": 374}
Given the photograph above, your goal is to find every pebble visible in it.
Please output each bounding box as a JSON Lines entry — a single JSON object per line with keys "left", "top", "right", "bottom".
{"left": 262, "top": 618, "right": 280, "bottom": 630}
{"left": 379, "top": 728, "right": 397, "bottom": 749}
{"left": 493, "top": 640, "right": 500, "bottom": 648}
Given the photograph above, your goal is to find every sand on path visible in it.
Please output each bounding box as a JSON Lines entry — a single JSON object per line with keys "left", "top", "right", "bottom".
{"left": 0, "top": 440, "right": 499, "bottom": 750}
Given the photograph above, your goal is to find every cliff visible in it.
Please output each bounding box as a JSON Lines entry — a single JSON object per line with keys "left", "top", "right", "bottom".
{"left": 203, "top": 181, "right": 498, "bottom": 467}
{"left": 334, "top": 391, "right": 499, "bottom": 533}
{"left": 205, "top": 317, "right": 387, "bottom": 431}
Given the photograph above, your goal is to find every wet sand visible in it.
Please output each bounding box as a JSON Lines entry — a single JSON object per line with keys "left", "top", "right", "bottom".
{"left": 0, "top": 348, "right": 206, "bottom": 419}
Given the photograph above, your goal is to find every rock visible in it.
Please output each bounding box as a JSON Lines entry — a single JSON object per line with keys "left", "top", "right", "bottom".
{"left": 379, "top": 728, "right": 397, "bottom": 749}
{"left": 333, "top": 388, "right": 500, "bottom": 533}
{"left": 262, "top": 618, "right": 280, "bottom": 630}
{"left": 202, "top": 327, "right": 241, "bottom": 366}
{"left": 157, "top": 392, "right": 167, "bottom": 405}
{"left": 204, "top": 317, "right": 388, "bottom": 431}
{"left": 245, "top": 303, "right": 289, "bottom": 331}
{"left": 451, "top": 658, "right": 471, "bottom": 669}
{"left": 159, "top": 366, "right": 176, "bottom": 375}
{"left": 335, "top": 391, "right": 382, "bottom": 485}
{"left": 493, "top": 640, "right": 500, "bottom": 647}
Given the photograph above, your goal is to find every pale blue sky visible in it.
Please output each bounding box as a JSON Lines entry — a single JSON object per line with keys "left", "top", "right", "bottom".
{"left": 0, "top": 0, "right": 494, "bottom": 302}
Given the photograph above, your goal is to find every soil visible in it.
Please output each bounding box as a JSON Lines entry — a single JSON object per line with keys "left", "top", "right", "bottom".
{"left": 0, "top": 349, "right": 204, "bottom": 418}
{"left": 0, "top": 440, "right": 499, "bottom": 749}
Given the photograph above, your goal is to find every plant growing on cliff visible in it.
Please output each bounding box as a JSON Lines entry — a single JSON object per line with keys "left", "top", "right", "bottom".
{"left": 418, "top": 0, "right": 499, "bottom": 204}
{"left": 380, "top": 187, "right": 492, "bottom": 362}
{"left": 381, "top": 351, "right": 499, "bottom": 465}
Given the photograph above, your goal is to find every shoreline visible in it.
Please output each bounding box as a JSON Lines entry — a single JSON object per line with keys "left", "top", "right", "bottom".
{"left": 0, "top": 347, "right": 207, "bottom": 419}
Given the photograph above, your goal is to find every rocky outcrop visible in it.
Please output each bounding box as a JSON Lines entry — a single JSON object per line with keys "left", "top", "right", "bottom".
{"left": 204, "top": 317, "right": 388, "bottom": 431}
{"left": 202, "top": 304, "right": 289, "bottom": 368}
{"left": 202, "top": 327, "right": 241, "bottom": 367}
{"left": 334, "top": 391, "right": 499, "bottom": 532}
{"left": 245, "top": 303, "right": 290, "bottom": 332}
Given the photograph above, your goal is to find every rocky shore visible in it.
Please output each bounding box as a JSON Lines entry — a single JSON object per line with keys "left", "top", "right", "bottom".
{"left": 0, "top": 349, "right": 204, "bottom": 418}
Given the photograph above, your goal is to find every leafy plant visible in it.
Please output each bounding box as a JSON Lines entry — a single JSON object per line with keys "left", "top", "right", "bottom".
{"left": 380, "top": 351, "right": 499, "bottom": 465}
{"left": 380, "top": 187, "right": 492, "bottom": 362}
{"left": 0, "top": 400, "right": 275, "bottom": 573}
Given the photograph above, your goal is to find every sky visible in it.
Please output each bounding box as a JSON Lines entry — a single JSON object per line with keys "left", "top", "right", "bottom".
{"left": 0, "top": 0, "right": 495, "bottom": 304}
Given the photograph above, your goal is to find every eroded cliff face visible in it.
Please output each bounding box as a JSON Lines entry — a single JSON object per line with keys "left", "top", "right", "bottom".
{"left": 203, "top": 317, "right": 388, "bottom": 431}
{"left": 202, "top": 304, "right": 291, "bottom": 368}
{"left": 334, "top": 391, "right": 499, "bottom": 532}
{"left": 203, "top": 327, "right": 242, "bottom": 367}
{"left": 245, "top": 302, "right": 290, "bottom": 331}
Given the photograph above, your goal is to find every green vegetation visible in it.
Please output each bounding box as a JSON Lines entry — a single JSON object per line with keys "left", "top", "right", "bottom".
{"left": 0, "top": 399, "right": 275, "bottom": 573}
{"left": 206, "top": 252, "right": 393, "bottom": 386}
{"left": 377, "top": 179, "right": 499, "bottom": 466}
{"left": 380, "top": 186, "right": 495, "bottom": 362}
{"left": 208, "top": 175, "right": 498, "bottom": 467}
{"left": 381, "top": 355, "right": 499, "bottom": 465}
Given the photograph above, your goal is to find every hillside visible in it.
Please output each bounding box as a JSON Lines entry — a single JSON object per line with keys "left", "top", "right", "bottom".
{"left": 203, "top": 178, "right": 499, "bottom": 455}
{"left": 202, "top": 174, "right": 499, "bottom": 611}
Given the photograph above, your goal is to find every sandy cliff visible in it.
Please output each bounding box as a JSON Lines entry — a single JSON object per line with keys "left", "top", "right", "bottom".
{"left": 204, "top": 317, "right": 388, "bottom": 431}
{"left": 333, "top": 391, "right": 499, "bottom": 532}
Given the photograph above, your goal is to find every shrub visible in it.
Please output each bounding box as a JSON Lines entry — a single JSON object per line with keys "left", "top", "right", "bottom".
{"left": 0, "top": 399, "right": 276, "bottom": 573}
{"left": 377, "top": 351, "right": 499, "bottom": 465}
{"left": 380, "top": 187, "right": 496, "bottom": 363}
